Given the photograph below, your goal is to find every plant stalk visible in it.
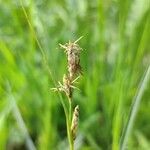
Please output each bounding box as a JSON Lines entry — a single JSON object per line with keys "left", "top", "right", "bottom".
{"left": 67, "top": 98, "right": 74, "bottom": 150}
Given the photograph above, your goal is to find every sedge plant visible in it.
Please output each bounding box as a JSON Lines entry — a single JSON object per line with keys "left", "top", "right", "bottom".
{"left": 19, "top": 1, "right": 83, "bottom": 149}
{"left": 51, "top": 37, "right": 83, "bottom": 150}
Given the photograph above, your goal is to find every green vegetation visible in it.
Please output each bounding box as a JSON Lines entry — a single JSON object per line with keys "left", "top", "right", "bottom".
{"left": 0, "top": 0, "right": 150, "bottom": 150}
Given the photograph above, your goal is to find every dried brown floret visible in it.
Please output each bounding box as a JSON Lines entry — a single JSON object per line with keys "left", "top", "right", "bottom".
{"left": 59, "top": 36, "right": 83, "bottom": 80}
{"left": 51, "top": 75, "right": 80, "bottom": 98}
{"left": 71, "top": 105, "right": 79, "bottom": 140}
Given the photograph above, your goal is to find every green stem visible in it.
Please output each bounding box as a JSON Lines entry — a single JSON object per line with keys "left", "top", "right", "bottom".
{"left": 59, "top": 94, "right": 74, "bottom": 150}
{"left": 67, "top": 98, "right": 74, "bottom": 150}
{"left": 66, "top": 117, "right": 74, "bottom": 150}
{"left": 69, "top": 98, "right": 72, "bottom": 123}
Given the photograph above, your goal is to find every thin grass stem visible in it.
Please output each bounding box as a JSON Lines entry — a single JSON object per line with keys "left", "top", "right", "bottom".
{"left": 19, "top": 0, "right": 56, "bottom": 87}
{"left": 19, "top": 1, "right": 74, "bottom": 149}
{"left": 66, "top": 97, "right": 74, "bottom": 150}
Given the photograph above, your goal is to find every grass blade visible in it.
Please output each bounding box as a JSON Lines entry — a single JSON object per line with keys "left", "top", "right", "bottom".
{"left": 120, "top": 65, "right": 150, "bottom": 150}
{"left": 10, "top": 94, "right": 36, "bottom": 150}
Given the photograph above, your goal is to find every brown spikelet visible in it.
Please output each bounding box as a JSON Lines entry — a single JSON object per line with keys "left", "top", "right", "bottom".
{"left": 51, "top": 74, "right": 80, "bottom": 99}
{"left": 51, "top": 37, "right": 83, "bottom": 149}
{"left": 50, "top": 74, "right": 72, "bottom": 97}
{"left": 71, "top": 105, "right": 79, "bottom": 140}
{"left": 51, "top": 37, "right": 83, "bottom": 100}
{"left": 62, "top": 74, "right": 72, "bottom": 98}
{"left": 59, "top": 37, "right": 83, "bottom": 80}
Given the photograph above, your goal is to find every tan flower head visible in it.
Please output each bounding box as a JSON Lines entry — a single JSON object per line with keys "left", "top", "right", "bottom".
{"left": 71, "top": 105, "right": 79, "bottom": 140}
{"left": 51, "top": 75, "right": 80, "bottom": 99}
{"left": 59, "top": 36, "right": 83, "bottom": 80}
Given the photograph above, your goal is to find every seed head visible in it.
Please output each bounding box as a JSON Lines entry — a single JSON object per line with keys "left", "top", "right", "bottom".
{"left": 62, "top": 74, "right": 72, "bottom": 98}
{"left": 51, "top": 74, "right": 80, "bottom": 99}
{"left": 71, "top": 105, "right": 79, "bottom": 140}
{"left": 59, "top": 36, "right": 83, "bottom": 80}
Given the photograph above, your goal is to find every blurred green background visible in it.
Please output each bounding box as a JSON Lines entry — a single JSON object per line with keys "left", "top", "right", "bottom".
{"left": 0, "top": 0, "right": 150, "bottom": 150}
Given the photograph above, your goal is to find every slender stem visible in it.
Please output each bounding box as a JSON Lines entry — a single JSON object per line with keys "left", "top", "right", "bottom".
{"left": 69, "top": 98, "right": 72, "bottom": 123}
{"left": 67, "top": 98, "right": 74, "bottom": 150}
{"left": 20, "top": 1, "right": 76, "bottom": 149}
{"left": 58, "top": 94, "right": 74, "bottom": 150}
{"left": 66, "top": 117, "right": 74, "bottom": 150}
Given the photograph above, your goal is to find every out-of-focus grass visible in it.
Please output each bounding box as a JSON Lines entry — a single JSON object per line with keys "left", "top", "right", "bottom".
{"left": 0, "top": 0, "right": 150, "bottom": 150}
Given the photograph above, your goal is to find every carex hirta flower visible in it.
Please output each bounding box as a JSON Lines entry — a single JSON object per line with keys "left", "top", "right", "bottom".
{"left": 71, "top": 105, "right": 79, "bottom": 140}
{"left": 51, "top": 74, "right": 80, "bottom": 98}
{"left": 51, "top": 37, "right": 83, "bottom": 149}
{"left": 59, "top": 36, "right": 83, "bottom": 80}
{"left": 52, "top": 36, "right": 83, "bottom": 98}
